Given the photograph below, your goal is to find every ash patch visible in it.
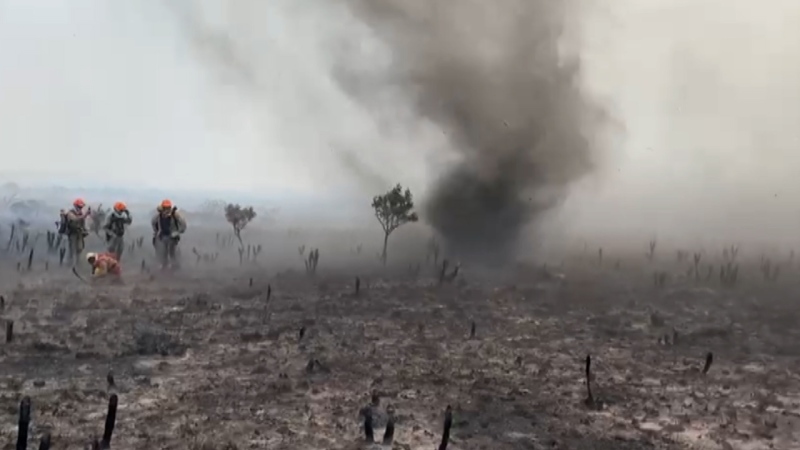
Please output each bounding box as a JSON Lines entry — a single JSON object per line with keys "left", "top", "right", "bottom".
{"left": 127, "top": 321, "right": 187, "bottom": 357}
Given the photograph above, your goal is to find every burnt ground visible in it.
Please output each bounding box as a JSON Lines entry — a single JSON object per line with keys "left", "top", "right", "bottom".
{"left": 1, "top": 228, "right": 800, "bottom": 449}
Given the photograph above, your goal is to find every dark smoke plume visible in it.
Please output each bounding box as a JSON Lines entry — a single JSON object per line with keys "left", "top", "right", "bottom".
{"left": 340, "top": 0, "right": 609, "bottom": 264}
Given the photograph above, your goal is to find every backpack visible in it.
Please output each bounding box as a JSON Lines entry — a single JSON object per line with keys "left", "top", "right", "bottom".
{"left": 108, "top": 212, "right": 127, "bottom": 236}
{"left": 57, "top": 211, "right": 68, "bottom": 235}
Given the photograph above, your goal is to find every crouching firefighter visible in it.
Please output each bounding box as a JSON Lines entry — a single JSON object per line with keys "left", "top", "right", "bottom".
{"left": 85, "top": 252, "right": 122, "bottom": 281}
{"left": 151, "top": 199, "right": 187, "bottom": 270}
{"left": 104, "top": 202, "right": 132, "bottom": 259}
{"left": 58, "top": 198, "right": 91, "bottom": 266}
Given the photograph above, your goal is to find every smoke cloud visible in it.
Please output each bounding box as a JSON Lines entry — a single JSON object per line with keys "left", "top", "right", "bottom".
{"left": 162, "top": 0, "right": 610, "bottom": 263}
{"left": 338, "top": 0, "right": 610, "bottom": 264}
{"left": 4, "top": 0, "right": 800, "bottom": 255}
{"left": 161, "top": 0, "right": 441, "bottom": 199}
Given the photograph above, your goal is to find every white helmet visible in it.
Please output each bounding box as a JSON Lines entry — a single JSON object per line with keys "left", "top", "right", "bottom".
{"left": 85, "top": 252, "right": 97, "bottom": 262}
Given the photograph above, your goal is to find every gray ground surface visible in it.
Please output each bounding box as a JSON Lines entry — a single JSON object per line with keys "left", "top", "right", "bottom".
{"left": 1, "top": 226, "right": 800, "bottom": 449}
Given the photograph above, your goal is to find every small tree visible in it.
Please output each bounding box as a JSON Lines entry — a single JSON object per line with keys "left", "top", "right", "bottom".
{"left": 224, "top": 203, "right": 257, "bottom": 247}
{"left": 371, "top": 184, "right": 418, "bottom": 265}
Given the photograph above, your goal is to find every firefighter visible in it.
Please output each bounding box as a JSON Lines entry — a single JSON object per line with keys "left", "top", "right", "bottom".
{"left": 104, "top": 201, "right": 132, "bottom": 259}
{"left": 151, "top": 199, "right": 187, "bottom": 269}
{"left": 85, "top": 252, "right": 122, "bottom": 281}
{"left": 59, "top": 198, "right": 91, "bottom": 266}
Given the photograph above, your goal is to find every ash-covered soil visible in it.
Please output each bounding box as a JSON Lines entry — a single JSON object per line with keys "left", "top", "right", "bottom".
{"left": 1, "top": 230, "right": 800, "bottom": 449}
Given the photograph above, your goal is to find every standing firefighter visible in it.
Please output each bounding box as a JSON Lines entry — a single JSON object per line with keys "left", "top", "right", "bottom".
{"left": 58, "top": 198, "right": 91, "bottom": 266}
{"left": 151, "top": 199, "right": 187, "bottom": 270}
{"left": 104, "top": 202, "right": 132, "bottom": 259}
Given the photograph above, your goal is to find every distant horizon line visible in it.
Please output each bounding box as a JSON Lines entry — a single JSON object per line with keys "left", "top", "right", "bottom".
{"left": 1, "top": 180, "right": 357, "bottom": 200}
{"left": 0, "top": 172, "right": 330, "bottom": 195}
{"left": 0, "top": 179, "right": 374, "bottom": 212}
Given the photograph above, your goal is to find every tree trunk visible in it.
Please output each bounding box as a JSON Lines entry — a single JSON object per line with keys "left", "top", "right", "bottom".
{"left": 234, "top": 229, "right": 243, "bottom": 249}
{"left": 382, "top": 232, "right": 389, "bottom": 265}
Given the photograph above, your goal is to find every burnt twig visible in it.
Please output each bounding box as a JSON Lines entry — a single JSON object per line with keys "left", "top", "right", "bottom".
{"left": 438, "top": 405, "right": 452, "bottom": 450}
{"left": 6, "top": 223, "right": 15, "bottom": 252}
{"left": 38, "top": 433, "right": 51, "bottom": 450}
{"left": 382, "top": 405, "right": 395, "bottom": 445}
{"left": 584, "top": 355, "right": 593, "bottom": 407}
{"left": 692, "top": 253, "right": 702, "bottom": 280}
{"left": 702, "top": 352, "right": 713, "bottom": 374}
{"left": 720, "top": 263, "right": 738, "bottom": 287}
{"left": 363, "top": 406, "right": 374, "bottom": 442}
{"left": 438, "top": 259, "right": 448, "bottom": 284}
{"left": 304, "top": 248, "right": 319, "bottom": 275}
{"left": 17, "top": 396, "right": 31, "bottom": 450}
{"left": 100, "top": 394, "right": 118, "bottom": 448}
{"left": 262, "top": 285, "right": 272, "bottom": 324}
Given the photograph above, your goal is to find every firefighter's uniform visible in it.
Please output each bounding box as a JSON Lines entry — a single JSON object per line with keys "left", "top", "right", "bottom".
{"left": 150, "top": 199, "right": 187, "bottom": 269}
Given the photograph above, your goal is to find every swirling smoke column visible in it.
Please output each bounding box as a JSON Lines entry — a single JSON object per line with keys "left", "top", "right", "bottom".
{"left": 341, "top": 0, "right": 609, "bottom": 265}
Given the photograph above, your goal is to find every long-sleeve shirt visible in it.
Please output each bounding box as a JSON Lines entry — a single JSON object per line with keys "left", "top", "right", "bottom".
{"left": 92, "top": 252, "right": 121, "bottom": 276}
{"left": 64, "top": 208, "right": 90, "bottom": 235}
{"left": 104, "top": 211, "right": 132, "bottom": 236}
{"left": 151, "top": 209, "right": 187, "bottom": 237}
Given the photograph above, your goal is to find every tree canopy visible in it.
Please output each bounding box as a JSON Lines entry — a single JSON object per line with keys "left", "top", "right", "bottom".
{"left": 372, "top": 184, "right": 418, "bottom": 235}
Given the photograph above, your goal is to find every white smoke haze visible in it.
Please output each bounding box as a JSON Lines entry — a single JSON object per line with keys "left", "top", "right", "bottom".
{"left": 1, "top": 0, "right": 799, "bottom": 253}
{"left": 562, "top": 0, "right": 800, "bottom": 250}
{"left": 162, "top": 0, "right": 444, "bottom": 197}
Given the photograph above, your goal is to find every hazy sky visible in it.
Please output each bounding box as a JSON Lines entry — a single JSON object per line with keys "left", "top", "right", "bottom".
{"left": 1, "top": 0, "right": 799, "bottom": 241}
{"left": 0, "top": 0, "right": 438, "bottom": 195}
{"left": 562, "top": 0, "right": 800, "bottom": 243}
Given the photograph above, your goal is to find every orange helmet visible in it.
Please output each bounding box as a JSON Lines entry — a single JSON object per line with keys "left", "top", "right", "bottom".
{"left": 113, "top": 201, "right": 127, "bottom": 212}
{"left": 160, "top": 199, "right": 172, "bottom": 209}
{"left": 73, "top": 198, "right": 86, "bottom": 208}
